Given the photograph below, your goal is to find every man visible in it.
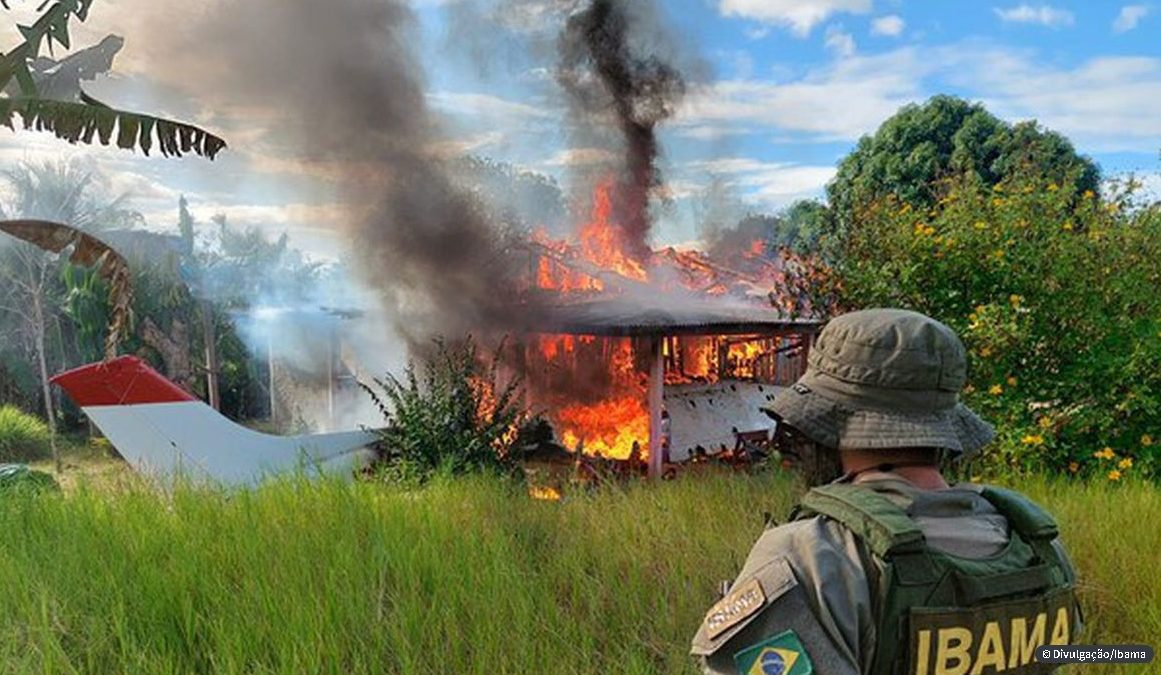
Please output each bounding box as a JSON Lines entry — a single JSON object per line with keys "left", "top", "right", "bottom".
{"left": 691, "top": 308, "right": 1081, "bottom": 675}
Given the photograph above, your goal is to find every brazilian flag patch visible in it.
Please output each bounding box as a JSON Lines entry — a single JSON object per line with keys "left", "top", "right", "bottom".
{"left": 733, "top": 630, "right": 813, "bottom": 675}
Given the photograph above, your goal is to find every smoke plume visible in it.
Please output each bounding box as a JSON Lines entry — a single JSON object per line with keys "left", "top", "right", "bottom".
{"left": 156, "top": 0, "right": 530, "bottom": 351}
{"left": 558, "top": 0, "right": 687, "bottom": 262}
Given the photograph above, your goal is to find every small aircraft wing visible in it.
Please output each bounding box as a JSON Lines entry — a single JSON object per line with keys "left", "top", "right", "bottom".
{"left": 52, "top": 356, "right": 378, "bottom": 486}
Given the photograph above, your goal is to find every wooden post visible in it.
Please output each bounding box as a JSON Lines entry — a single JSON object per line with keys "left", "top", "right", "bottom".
{"left": 201, "top": 298, "right": 220, "bottom": 411}
{"left": 648, "top": 335, "right": 664, "bottom": 479}
{"left": 327, "top": 321, "right": 337, "bottom": 431}
{"left": 268, "top": 331, "right": 277, "bottom": 424}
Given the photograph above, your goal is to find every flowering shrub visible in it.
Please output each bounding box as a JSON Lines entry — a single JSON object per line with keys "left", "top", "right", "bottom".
{"left": 786, "top": 174, "right": 1161, "bottom": 480}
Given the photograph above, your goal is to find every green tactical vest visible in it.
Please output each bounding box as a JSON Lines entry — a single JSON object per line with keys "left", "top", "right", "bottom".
{"left": 793, "top": 483, "right": 1080, "bottom": 675}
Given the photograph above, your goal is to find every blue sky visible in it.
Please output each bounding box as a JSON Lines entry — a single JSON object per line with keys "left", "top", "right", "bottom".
{"left": 1, "top": 0, "right": 1158, "bottom": 256}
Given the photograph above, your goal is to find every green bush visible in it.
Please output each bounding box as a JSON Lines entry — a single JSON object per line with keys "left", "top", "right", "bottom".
{"left": 363, "top": 337, "right": 526, "bottom": 484}
{"left": 788, "top": 175, "right": 1161, "bottom": 481}
{"left": 0, "top": 405, "right": 51, "bottom": 462}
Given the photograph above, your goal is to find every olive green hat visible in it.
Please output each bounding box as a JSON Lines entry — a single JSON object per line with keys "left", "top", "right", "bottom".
{"left": 766, "top": 308, "right": 994, "bottom": 458}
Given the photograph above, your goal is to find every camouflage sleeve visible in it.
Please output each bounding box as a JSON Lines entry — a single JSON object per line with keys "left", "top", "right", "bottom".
{"left": 690, "top": 516, "right": 874, "bottom": 675}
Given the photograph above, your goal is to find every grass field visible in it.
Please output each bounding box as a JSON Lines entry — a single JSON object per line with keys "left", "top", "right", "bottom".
{"left": 3, "top": 456, "right": 1158, "bottom": 674}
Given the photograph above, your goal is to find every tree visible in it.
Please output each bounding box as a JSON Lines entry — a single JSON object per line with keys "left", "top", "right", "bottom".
{"left": 785, "top": 174, "right": 1161, "bottom": 480}
{"left": 826, "top": 95, "right": 1100, "bottom": 239}
{"left": 0, "top": 161, "right": 134, "bottom": 469}
{"left": 0, "top": 0, "right": 225, "bottom": 158}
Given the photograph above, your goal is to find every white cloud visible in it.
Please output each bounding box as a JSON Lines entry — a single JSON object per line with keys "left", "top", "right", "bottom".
{"left": 677, "top": 48, "right": 930, "bottom": 141}
{"left": 426, "top": 92, "right": 556, "bottom": 121}
{"left": 1113, "top": 5, "right": 1150, "bottom": 32}
{"left": 685, "top": 158, "right": 836, "bottom": 207}
{"left": 994, "top": 4, "right": 1075, "bottom": 28}
{"left": 677, "top": 43, "right": 1161, "bottom": 153}
{"left": 871, "top": 15, "right": 906, "bottom": 37}
{"left": 542, "top": 148, "right": 617, "bottom": 167}
{"left": 718, "top": 0, "right": 872, "bottom": 37}
{"left": 429, "top": 131, "right": 506, "bottom": 158}
{"left": 954, "top": 52, "right": 1161, "bottom": 151}
{"left": 825, "top": 26, "right": 857, "bottom": 58}
{"left": 673, "top": 125, "right": 754, "bottom": 141}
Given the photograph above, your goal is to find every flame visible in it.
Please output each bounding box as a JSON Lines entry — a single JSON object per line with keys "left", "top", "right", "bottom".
{"left": 518, "top": 179, "right": 804, "bottom": 467}
{"left": 529, "top": 486, "right": 563, "bottom": 501}
{"left": 578, "top": 179, "right": 648, "bottom": 282}
{"left": 727, "top": 339, "right": 766, "bottom": 379}
{"left": 557, "top": 395, "right": 649, "bottom": 461}
{"left": 539, "top": 335, "right": 576, "bottom": 361}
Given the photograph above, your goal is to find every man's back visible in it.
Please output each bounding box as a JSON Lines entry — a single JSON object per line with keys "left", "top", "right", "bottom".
{"left": 692, "top": 474, "right": 1080, "bottom": 674}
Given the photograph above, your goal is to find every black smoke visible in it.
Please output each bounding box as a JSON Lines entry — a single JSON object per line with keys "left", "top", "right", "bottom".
{"left": 557, "top": 0, "right": 687, "bottom": 263}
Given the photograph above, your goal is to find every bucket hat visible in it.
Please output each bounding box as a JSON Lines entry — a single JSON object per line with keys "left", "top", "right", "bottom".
{"left": 765, "top": 308, "right": 994, "bottom": 458}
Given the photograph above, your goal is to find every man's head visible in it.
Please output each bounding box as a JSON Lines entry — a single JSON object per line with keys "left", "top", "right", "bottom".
{"left": 766, "top": 308, "right": 994, "bottom": 485}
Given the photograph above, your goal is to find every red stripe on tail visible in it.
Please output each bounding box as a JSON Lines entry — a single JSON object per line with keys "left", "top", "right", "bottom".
{"left": 51, "top": 356, "right": 198, "bottom": 407}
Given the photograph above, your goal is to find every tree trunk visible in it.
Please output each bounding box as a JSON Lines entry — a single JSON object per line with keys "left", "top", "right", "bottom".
{"left": 141, "top": 316, "right": 194, "bottom": 394}
{"left": 31, "top": 293, "right": 60, "bottom": 473}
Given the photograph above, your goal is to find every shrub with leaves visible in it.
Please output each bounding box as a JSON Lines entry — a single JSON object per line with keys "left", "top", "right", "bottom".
{"left": 0, "top": 405, "right": 51, "bottom": 462}
{"left": 785, "top": 174, "right": 1161, "bottom": 481}
{"left": 362, "top": 338, "right": 526, "bottom": 484}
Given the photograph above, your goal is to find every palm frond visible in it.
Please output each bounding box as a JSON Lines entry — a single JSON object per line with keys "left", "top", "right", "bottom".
{"left": 0, "top": 96, "right": 227, "bottom": 159}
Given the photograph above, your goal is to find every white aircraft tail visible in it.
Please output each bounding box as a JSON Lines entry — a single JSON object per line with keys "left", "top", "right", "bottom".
{"left": 52, "top": 356, "right": 378, "bottom": 486}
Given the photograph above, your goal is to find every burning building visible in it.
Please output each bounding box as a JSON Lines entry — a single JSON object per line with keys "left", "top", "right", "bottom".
{"left": 502, "top": 180, "right": 820, "bottom": 479}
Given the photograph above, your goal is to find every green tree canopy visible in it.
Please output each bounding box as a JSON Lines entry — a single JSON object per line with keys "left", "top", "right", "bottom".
{"left": 826, "top": 95, "right": 1100, "bottom": 234}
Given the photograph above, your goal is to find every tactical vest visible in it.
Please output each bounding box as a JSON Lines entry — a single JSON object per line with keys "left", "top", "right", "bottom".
{"left": 793, "top": 484, "right": 1080, "bottom": 675}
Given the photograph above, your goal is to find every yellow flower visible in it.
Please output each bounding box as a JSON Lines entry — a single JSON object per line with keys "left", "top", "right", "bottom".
{"left": 923, "top": 226, "right": 935, "bottom": 236}
{"left": 1038, "top": 416, "right": 1053, "bottom": 429}
{"left": 989, "top": 384, "right": 1003, "bottom": 396}
{"left": 1108, "top": 470, "right": 1122, "bottom": 481}
{"left": 1048, "top": 183, "right": 1059, "bottom": 192}
{"left": 974, "top": 221, "right": 988, "bottom": 230}
{"left": 1118, "top": 457, "right": 1133, "bottom": 470}
{"left": 1009, "top": 294, "right": 1023, "bottom": 307}
{"left": 979, "top": 346, "right": 993, "bottom": 358}
{"left": 992, "top": 184, "right": 1004, "bottom": 193}
{"left": 1068, "top": 461, "right": 1079, "bottom": 473}
{"left": 993, "top": 249, "right": 1005, "bottom": 260}
{"left": 1083, "top": 190, "right": 1094, "bottom": 199}
{"left": 1006, "top": 376, "right": 1018, "bottom": 387}
{"left": 1021, "top": 434, "right": 1044, "bottom": 446}
{"left": 991, "top": 197, "right": 1004, "bottom": 207}
{"left": 1062, "top": 222, "right": 1073, "bottom": 231}
{"left": 1142, "top": 434, "right": 1153, "bottom": 447}
{"left": 898, "top": 203, "right": 912, "bottom": 215}
{"left": 1093, "top": 447, "right": 1116, "bottom": 460}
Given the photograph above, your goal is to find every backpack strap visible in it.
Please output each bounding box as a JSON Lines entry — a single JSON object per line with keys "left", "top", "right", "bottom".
{"left": 976, "top": 485, "right": 1059, "bottom": 540}
{"left": 795, "top": 484, "right": 942, "bottom": 591}
{"left": 797, "top": 484, "right": 926, "bottom": 557}
{"left": 974, "top": 485, "right": 1070, "bottom": 588}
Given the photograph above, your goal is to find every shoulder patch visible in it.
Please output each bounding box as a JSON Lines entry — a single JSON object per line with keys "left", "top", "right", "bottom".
{"left": 733, "top": 630, "right": 813, "bottom": 675}
{"left": 705, "top": 577, "right": 766, "bottom": 640}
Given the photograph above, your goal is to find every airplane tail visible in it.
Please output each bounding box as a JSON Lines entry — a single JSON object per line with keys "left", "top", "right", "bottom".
{"left": 52, "top": 356, "right": 378, "bottom": 486}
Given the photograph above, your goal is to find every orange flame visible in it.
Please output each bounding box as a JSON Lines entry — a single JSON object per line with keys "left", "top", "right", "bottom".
{"left": 578, "top": 179, "right": 648, "bottom": 282}
{"left": 529, "top": 485, "right": 563, "bottom": 501}
{"left": 557, "top": 395, "right": 649, "bottom": 461}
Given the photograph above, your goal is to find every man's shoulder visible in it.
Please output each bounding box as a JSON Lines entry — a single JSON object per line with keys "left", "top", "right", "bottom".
{"left": 690, "top": 515, "right": 872, "bottom": 674}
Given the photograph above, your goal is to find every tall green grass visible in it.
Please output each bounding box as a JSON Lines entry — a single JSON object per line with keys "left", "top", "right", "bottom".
{"left": 0, "top": 472, "right": 1155, "bottom": 674}
{"left": 0, "top": 405, "right": 50, "bottom": 463}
